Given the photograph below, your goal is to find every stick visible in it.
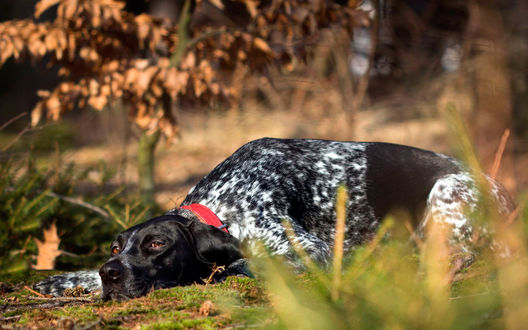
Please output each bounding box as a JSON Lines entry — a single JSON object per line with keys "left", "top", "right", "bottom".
{"left": 0, "top": 315, "right": 22, "bottom": 322}
{"left": 202, "top": 264, "right": 226, "bottom": 285}
{"left": 24, "top": 285, "right": 45, "bottom": 297}
{"left": 490, "top": 129, "right": 510, "bottom": 179}
{"left": 25, "top": 296, "right": 94, "bottom": 303}
{"left": 46, "top": 191, "right": 111, "bottom": 220}
{"left": 0, "top": 112, "right": 27, "bottom": 131}
{"left": 1, "top": 126, "right": 30, "bottom": 152}
{"left": 4, "top": 187, "right": 111, "bottom": 220}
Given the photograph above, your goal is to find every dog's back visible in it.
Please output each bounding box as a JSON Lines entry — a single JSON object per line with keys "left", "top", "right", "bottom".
{"left": 182, "top": 138, "right": 513, "bottom": 256}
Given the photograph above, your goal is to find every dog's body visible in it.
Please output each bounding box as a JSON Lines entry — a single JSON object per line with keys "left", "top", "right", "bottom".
{"left": 35, "top": 138, "right": 515, "bottom": 300}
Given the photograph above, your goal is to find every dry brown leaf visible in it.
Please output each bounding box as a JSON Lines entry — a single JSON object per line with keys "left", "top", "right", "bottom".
{"left": 209, "top": 82, "right": 220, "bottom": 95}
{"left": 59, "top": 82, "right": 71, "bottom": 93}
{"left": 91, "top": 3, "right": 102, "bottom": 27}
{"left": 89, "top": 79, "right": 99, "bottom": 95}
{"left": 111, "top": 7, "right": 122, "bottom": 23}
{"left": 237, "top": 50, "right": 247, "bottom": 60}
{"left": 135, "top": 103, "right": 151, "bottom": 127}
{"left": 193, "top": 78, "right": 206, "bottom": 97}
{"left": 46, "top": 95, "right": 61, "bottom": 120}
{"left": 67, "top": 32, "right": 75, "bottom": 59}
{"left": 37, "top": 89, "right": 51, "bottom": 98}
{"left": 1, "top": 39, "right": 13, "bottom": 63}
{"left": 33, "top": 222, "right": 61, "bottom": 270}
{"left": 150, "top": 26, "right": 161, "bottom": 51}
{"left": 136, "top": 66, "right": 159, "bottom": 94}
{"left": 181, "top": 52, "right": 196, "bottom": 69}
{"left": 31, "top": 102, "right": 43, "bottom": 127}
{"left": 88, "top": 94, "right": 107, "bottom": 111}
{"left": 100, "top": 84, "right": 111, "bottom": 96}
{"left": 35, "top": 0, "right": 61, "bottom": 19}
{"left": 45, "top": 32, "right": 57, "bottom": 52}
{"left": 125, "top": 67, "right": 139, "bottom": 87}
{"left": 12, "top": 35, "right": 25, "bottom": 54}
{"left": 199, "top": 300, "right": 214, "bottom": 316}
{"left": 165, "top": 68, "right": 189, "bottom": 98}
{"left": 63, "top": 0, "right": 78, "bottom": 20}
{"left": 136, "top": 14, "right": 151, "bottom": 47}
{"left": 151, "top": 82, "right": 163, "bottom": 97}
{"left": 199, "top": 61, "right": 214, "bottom": 83}
{"left": 159, "top": 117, "right": 179, "bottom": 139}
{"left": 253, "top": 37, "right": 271, "bottom": 53}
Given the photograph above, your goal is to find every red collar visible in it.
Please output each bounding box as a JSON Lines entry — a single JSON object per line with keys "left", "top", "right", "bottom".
{"left": 180, "top": 204, "right": 229, "bottom": 234}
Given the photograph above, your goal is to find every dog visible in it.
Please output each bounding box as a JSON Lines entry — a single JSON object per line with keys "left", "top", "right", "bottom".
{"left": 35, "top": 138, "right": 515, "bottom": 300}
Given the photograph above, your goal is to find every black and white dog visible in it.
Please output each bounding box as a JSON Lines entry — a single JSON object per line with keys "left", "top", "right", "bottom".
{"left": 36, "top": 138, "right": 515, "bottom": 300}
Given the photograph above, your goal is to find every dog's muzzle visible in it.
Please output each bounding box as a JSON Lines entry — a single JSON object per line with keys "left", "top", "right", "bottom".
{"left": 99, "top": 259, "right": 133, "bottom": 301}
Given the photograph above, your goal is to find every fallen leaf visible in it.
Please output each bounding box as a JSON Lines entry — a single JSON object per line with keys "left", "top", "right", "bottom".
{"left": 33, "top": 221, "right": 61, "bottom": 270}
{"left": 199, "top": 300, "right": 214, "bottom": 316}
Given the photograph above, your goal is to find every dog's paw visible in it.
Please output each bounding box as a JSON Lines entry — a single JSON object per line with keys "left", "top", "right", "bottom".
{"left": 214, "top": 258, "right": 253, "bottom": 282}
{"left": 34, "top": 270, "right": 101, "bottom": 296}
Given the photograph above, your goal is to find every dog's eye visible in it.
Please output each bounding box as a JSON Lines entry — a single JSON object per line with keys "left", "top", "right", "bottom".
{"left": 111, "top": 246, "right": 120, "bottom": 255}
{"left": 150, "top": 241, "right": 165, "bottom": 249}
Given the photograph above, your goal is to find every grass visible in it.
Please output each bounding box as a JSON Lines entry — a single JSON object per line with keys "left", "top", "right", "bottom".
{"left": 3, "top": 208, "right": 527, "bottom": 329}
{"left": 2, "top": 277, "right": 271, "bottom": 328}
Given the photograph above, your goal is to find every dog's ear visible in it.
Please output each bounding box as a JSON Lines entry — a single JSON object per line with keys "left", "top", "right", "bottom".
{"left": 178, "top": 221, "right": 243, "bottom": 267}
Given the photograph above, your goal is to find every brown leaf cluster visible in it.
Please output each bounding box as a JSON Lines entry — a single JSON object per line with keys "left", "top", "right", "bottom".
{"left": 0, "top": 0, "right": 367, "bottom": 140}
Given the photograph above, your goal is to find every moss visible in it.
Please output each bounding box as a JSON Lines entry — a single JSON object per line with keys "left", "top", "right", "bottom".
{"left": 50, "top": 306, "right": 99, "bottom": 323}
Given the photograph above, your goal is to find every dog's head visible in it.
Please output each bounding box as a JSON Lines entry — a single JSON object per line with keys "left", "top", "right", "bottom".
{"left": 99, "top": 214, "right": 242, "bottom": 300}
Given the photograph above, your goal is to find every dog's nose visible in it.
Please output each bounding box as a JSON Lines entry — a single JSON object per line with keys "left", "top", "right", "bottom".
{"left": 99, "top": 260, "right": 125, "bottom": 283}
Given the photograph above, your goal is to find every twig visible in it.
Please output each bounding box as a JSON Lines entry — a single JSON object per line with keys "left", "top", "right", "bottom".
{"left": 4, "top": 187, "right": 111, "bottom": 220}
{"left": 449, "top": 291, "right": 490, "bottom": 300}
{"left": 0, "top": 315, "right": 22, "bottom": 322}
{"left": 1, "top": 126, "right": 30, "bottom": 152}
{"left": 25, "top": 296, "right": 94, "bottom": 303}
{"left": 24, "top": 285, "right": 46, "bottom": 297}
{"left": 202, "top": 264, "right": 226, "bottom": 285}
{"left": 58, "top": 250, "right": 81, "bottom": 258}
{"left": 3, "top": 302, "right": 68, "bottom": 313}
{"left": 405, "top": 219, "right": 423, "bottom": 248}
{"left": 0, "top": 112, "right": 27, "bottom": 131}
{"left": 506, "top": 205, "right": 522, "bottom": 226}
{"left": 47, "top": 191, "right": 111, "bottom": 220}
{"left": 489, "top": 129, "right": 510, "bottom": 179}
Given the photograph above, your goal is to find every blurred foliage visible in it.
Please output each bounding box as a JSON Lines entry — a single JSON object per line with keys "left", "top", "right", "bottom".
{"left": 0, "top": 123, "right": 77, "bottom": 152}
{"left": 0, "top": 145, "right": 152, "bottom": 281}
{"left": 255, "top": 200, "right": 528, "bottom": 330}
{"left": 0, "top": 0, "right": 367, "bottom": 140}
{"left": 253, "top": 112, "right": 528, "bottom": 329}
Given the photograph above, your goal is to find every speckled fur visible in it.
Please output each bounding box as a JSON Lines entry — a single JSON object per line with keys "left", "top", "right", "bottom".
{"left": 423, "top": 172, "right": 515, "bottom": 255}
{"left": 34, "top": 270, "right": 102, "bottom": 296}
{"left": 36, "top": 138, "right": 515, "bottom": 296}
{"left": 167, "top": 138, "right": 375, "bottom": 264}
{"left": 172, "top": 138, "right": 513, "bottom": 263}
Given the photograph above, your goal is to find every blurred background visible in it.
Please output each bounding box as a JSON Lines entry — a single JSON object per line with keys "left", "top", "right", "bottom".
{"left": 0, "top": 0, "right": 526, "bottom": 274}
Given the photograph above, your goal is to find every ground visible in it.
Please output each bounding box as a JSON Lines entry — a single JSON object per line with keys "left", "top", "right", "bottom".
{"left": 1, "top": 277, "right": 271, "bottom": 329}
